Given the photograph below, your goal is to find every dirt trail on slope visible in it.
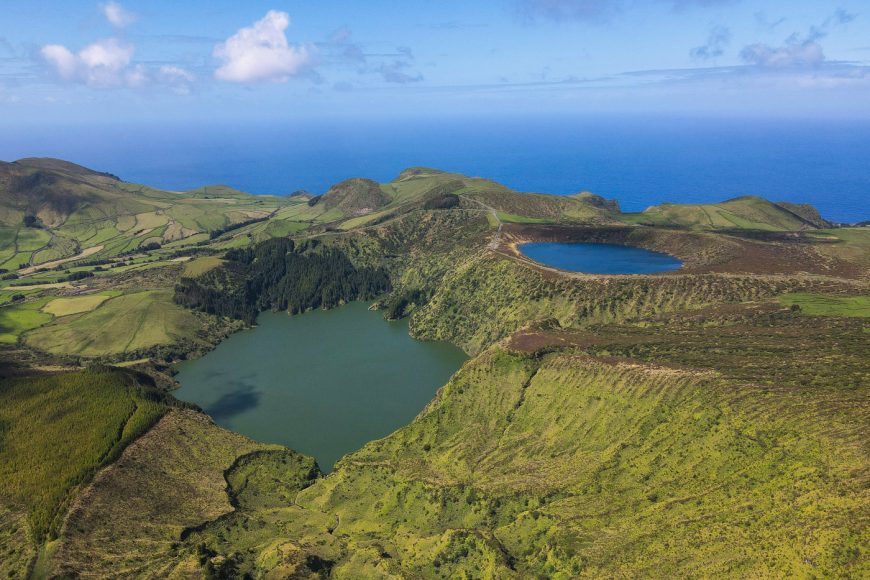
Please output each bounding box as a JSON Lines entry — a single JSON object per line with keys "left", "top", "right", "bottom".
{"left": 19, "top": 245, "right": 104, "bottom": 275}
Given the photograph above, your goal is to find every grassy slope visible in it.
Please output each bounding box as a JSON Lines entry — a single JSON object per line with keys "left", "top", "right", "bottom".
{"left": 0, "top": 158, "right": 289, "bottom": 271}
{"left": 780, "top": 292, "right": 870, "bottom": 317}
{"left": 0, "top": 367, "right": 167, "bottom": 574}
{"left": 51, "top": 410, "right": 289, "bottom": 578}
{"left": 619, "top": 196, "right": 828, "bottom": 231}
{"left": 40, "top": 293, "right": 114, "bottom": 317}
{"left": 25, "top": 289, "right": 205, "bottom": 357}
{"left": 0, "top": 296, "right": 53, "bottom": 344}
{"left": 182, "top": 255, "right": 224, "bottom": 278}
{"left": 150, "top": 333, "right": 867, "bottom": 578}
{"left": 409, "top": 251, "right": 857, "bottom": 354}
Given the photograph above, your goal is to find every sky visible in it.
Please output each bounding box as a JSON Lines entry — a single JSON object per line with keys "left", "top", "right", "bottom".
{"left": 1, "top": 0, "right": 869, "bottom": 123}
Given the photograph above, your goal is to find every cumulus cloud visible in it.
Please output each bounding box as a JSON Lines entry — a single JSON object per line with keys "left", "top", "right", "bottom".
{"left": 214, "top": 10, "right": 311, "bottom": 83}
{"left": 41, "top": 38, "right": 134, "bottom": 87}
{"left": 740, "top": 39, "right": 825, "bottom": 68}
{"left": 691, "top": 25, "right": 730, "bottom": 60}
{"left": 102, "top": 1, "right": 136, "bottom": 28}
{"left": 41, "top": 38, "right": 194, "bottom": 92}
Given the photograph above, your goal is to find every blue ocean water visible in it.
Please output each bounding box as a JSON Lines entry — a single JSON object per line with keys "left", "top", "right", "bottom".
{"left": 520, "top": 242, "right": 683, "bottom": 274}
{"left": 1, "top": 116, "right": 867, "bottom": 222}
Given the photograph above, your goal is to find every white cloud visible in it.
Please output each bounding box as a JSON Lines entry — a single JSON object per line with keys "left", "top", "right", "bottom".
{"left": 102, "top": 1, "right": 136, "bottom": 28}
{"left": 158, "top": 65, "right": 196, "bottom": 94}
{"left": 159, "top": 65, "right": 195, "bottom": 84}
{"left": 214, "top": 10, "right": 311, "bottom": 83}
{"left": 41, "top": 38, "right": 195, "bottom": 93}
{"left": 124, "top": 64, "right": 148, "bottom": 88}
{"left": 41, "top": 38, "right": 134, "bottom": 87}
{"left": 41, "top": 45, "right": 78, "bottom": 79}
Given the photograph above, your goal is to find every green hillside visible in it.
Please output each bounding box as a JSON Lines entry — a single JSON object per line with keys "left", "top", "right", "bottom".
{"left": 0, "top": 161, "right": 867, "bottom": 578}
{"left": 0, "top": 367, "right": 167, "bottom": 550}
{"left": 316, "top": 178, "right": 391, "bottom": 215}
{"left": 619, "top": 195, "right": 832, "bottom": 231}
{"left": 0, "top": 158, "right": 292, "bottom": 271}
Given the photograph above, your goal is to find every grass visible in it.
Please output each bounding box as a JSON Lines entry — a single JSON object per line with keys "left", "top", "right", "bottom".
{"left": 182, "top": 256, "right": 223, "bottom": 278}
{"left": 495, "top": 211, "right": 552, "bottom": 224}
{"left": 0, "top": 368, "right": 166, "bottom": 545}
{"left": 51, "top": 410, "right": 280, "bottom": 577}
{"left": 619, "top": 197, "right": 821, "bottom": 231}
{"left": 0, "top": 297, "right": 53, "bottom": 343}
{"left": 467, "top": 186, "right": 604, "bottom": 223}
{"left": 41, "top": 294, "right": 114, "bottom": 317}
{"left": 25, "top": 290, "right": 203, "bottom": 356}
{"left": 409, "top": 251, "right": 825, "bottom": 354}
{"left": 779, "top": 292, "right": 870, "bottom": 318}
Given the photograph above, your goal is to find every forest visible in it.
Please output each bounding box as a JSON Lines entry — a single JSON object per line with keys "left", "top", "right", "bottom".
{"left": 174, "top": 238, "right": 391, "bottom": 323}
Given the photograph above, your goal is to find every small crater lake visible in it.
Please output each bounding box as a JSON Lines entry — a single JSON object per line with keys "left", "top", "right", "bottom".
{"left": 519, "top": 242, "right": 682, "bottom": 274}
{"left": 174, "top": 301, "right": 467, "bottom": 472}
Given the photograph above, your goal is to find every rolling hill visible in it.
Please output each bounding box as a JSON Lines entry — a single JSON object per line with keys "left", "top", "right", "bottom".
{"left": 0, "top": 158, "right": 292, "bottom": 270}
{"left": 619, "top": 195, "right": 832, "bottom": 230}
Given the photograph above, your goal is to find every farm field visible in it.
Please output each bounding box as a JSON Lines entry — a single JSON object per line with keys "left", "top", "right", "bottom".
{"left": 25, "top": 290, "right": 203, "bottom": 356}
{"left": 779, "top": 292, "right": 870, "bottom": 317}
{"left": 0, "top": 296, "right": 53, "bottom": 343}
{"left": 40, "top": 292, "right": 120, "bottom": 317}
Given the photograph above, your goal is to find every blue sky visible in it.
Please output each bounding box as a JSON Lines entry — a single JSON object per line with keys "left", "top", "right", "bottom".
{"left": 1, "top": 0, "right": 869, "bottom": 122}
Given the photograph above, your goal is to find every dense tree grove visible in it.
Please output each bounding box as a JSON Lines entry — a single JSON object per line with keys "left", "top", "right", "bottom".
{"left": 175, "top": 238, "right": 391, "bottom": 323}
{"left": 423, "top": 193, "right": 460, "bottom": 210}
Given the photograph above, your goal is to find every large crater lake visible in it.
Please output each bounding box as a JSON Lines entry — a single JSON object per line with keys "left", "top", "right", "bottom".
{"left": 519, "top": 242, "right": 682, "bottom": 274}
{"left": 175, "top": 301, "right": 467, "bottom": 472}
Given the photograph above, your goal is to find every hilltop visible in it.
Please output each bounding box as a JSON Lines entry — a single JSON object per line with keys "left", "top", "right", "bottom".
{"left": 312, "top": 178, "right": 391, "bottom": 216}
{"left": 620, "top": 195, "right": 832, "bottom": 231}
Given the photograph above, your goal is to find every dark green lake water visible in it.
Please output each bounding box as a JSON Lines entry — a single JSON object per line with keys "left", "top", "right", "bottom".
{"left": 174, "top": 302, "right": 467, "bottom": 472}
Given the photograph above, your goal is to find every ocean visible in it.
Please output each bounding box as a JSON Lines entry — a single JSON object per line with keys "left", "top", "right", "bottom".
{"left": 2, "top": 115, "right": 868, "bottom": 223}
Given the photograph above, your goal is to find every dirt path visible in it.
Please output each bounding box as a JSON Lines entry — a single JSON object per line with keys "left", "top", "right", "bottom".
{"left": 19, "top": 245, "right": 104, "bottom": 275}
{"left": 467, "top": 197, "right": 503, "bottom": 249}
